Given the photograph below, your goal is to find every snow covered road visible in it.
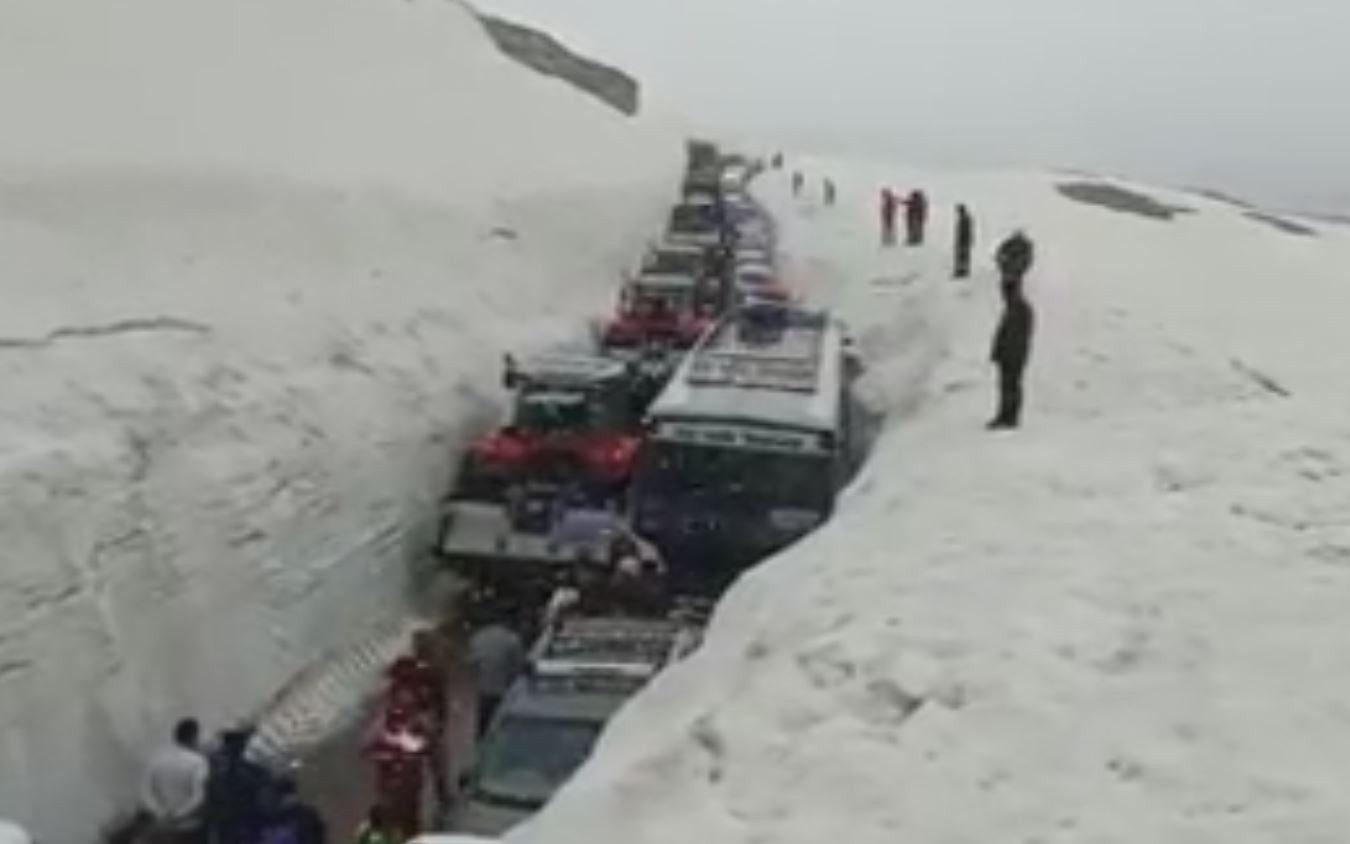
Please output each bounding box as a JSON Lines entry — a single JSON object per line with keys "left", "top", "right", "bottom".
{"left": 518, "top": 162, "right": 1350, "bottom": 843}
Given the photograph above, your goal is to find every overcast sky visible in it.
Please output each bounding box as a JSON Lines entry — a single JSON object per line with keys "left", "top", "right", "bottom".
{"left": 474, "top": 0, "right": 1350, "bottom": 214}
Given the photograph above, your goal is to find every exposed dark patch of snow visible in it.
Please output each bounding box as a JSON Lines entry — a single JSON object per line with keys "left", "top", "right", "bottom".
{"left": 1056, "top": 181, "right": 1194, "bottom": 221}
{"left": 1244, "top": 211, "right": 1319, "bottom": 238}
{"left": 1231, "top": 359, "right": 1292, "bottom": 398}
{"left": 1192, "top": 187, "right": 1255, "bottom": 209}
{"left": 475, "top": 13, "right": 640, "bottom": 116}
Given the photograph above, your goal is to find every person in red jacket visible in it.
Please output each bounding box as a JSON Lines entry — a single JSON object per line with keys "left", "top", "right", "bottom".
{"left": 364, "top": 673, "right": 434, "bottom": 840}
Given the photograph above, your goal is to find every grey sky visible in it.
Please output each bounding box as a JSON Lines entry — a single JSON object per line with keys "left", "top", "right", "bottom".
{"left": 474, "top": 0, "right": 1350, "bottom": 214}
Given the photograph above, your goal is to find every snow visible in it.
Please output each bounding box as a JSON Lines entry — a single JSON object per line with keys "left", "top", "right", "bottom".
{"left": 0, "top": 821, "right": 29, "bottom": 844}
{"left": 518, "top": 161, "right": 1350, "bottom": 843}
{"left": 0, "top": 0, "right": 675, "bottom": 838}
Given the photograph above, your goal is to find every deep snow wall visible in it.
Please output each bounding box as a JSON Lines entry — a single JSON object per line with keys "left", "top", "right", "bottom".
{"left": 0, "top": 0, "right": 676, "bottom": 839}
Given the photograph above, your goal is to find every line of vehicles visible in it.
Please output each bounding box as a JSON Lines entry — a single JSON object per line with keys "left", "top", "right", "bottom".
{"left": 423, "top": 141, "right": 866, "bottom": 839}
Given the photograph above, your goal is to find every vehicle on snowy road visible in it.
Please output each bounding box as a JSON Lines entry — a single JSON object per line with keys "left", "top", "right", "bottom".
{"left": 631, "top": 302, "right": 862, "bottom": 593}
{"left": 666, "top": 196, "right": 732, "bottom": 251}
{"left": 451, "top": 672, "right": 645, "bottom": 835}
{"left": 451, "top": 354, "right": 644, "bottom": 502}
{"left": 437, "top": 355, "right": 648, "bottom": 597}
{"left": 600, "top": 247, "right": 717, "bottom": 355}
{"left": 452, "top": 617, "right": 700, "bottom": 835}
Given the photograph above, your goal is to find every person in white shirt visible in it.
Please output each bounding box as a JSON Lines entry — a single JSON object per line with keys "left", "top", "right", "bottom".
{"left": 142, "top": 718, "right": 210, "bottom": 843}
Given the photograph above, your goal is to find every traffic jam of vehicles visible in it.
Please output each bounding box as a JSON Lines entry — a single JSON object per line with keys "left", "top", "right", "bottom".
{"left": 373, "top": 142, "right": 864, "bottom": 843}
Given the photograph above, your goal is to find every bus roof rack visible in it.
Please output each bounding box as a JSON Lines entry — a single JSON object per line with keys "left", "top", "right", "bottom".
{"left": 686, "top": 304, "right": 826, "bottom": 393}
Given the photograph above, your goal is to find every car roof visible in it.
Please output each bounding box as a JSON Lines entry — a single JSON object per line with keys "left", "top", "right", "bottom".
{"left": 533, "top": 616, "right": 691, "bottom": 677}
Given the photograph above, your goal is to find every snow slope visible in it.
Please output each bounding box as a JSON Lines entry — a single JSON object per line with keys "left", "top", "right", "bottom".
{"left": 519, "top": 162, "right": 1350, "bottom": 843}
{"left": 0, "top": 0, "right": 675, "bottom": 838}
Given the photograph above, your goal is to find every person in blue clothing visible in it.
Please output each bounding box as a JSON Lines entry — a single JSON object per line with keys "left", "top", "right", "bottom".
{"left": 254, "top": 777, "right": 326, "bottom": 844}
{"left": 205, "top": 727, "right": 271, "bottom": 844}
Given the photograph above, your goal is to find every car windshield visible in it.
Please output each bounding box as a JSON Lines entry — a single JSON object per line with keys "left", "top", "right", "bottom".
{"left": 515, "top": 389, "right": 591, "bottom": 434}
{"left": 474, "top": 715, "right": 604, "bottom": 807}
{"left": 644, "top": 250, "right": 704, "bottom": 277}
{"left": 637, "top": 441, "right": 830, "bottom": 512}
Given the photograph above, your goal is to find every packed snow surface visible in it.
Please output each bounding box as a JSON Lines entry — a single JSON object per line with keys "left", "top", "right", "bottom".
{"left": 520, "top": 163, "right": 1350, "bottom": 843}
{"left": 0, "top": 0, "right": 674, "bottom": 838}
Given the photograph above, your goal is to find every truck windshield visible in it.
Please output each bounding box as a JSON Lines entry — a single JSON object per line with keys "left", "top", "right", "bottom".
{"left": 635, "top": 440, "right": 831, "bottom": 512}
{"left": 515, "top": 390, "right": 591, "bottom": 434}
{"left": 474, "top": 715, "right": 604, "bottom": 807}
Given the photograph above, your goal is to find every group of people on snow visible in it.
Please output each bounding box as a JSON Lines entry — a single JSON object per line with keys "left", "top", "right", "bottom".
{"left": 779, "top": 156, "right": 1038, "bottom": 429}
{"left": 138, "top": 720, "right": 325, "bottom": 844}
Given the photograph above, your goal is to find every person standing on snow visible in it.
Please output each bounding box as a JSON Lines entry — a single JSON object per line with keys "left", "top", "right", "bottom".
{"left": 904, "top": 189, "right": 929, "bottom": 246}
{"left": 988, "top": 281, "right": 1035, "bottom": 429}
{"left": 954, "top": 204, "right": 975, "bottom": 278}
{"left": 823, "top": 178, "right": 837, "bottom": 206}
{"left": 880, "top": 188, "right": 899, "bottom": 246}
{"left": 467, "top": 620, "right": 526, "bottom": 738}
{"left": 142, "top": 718, "right": 211, "bottom": 844}
{"left": 996, "top": 230, "right": 1035, "bottom": 287}
{"left": 791, "top": 171, "right": 804, "bottom": 196}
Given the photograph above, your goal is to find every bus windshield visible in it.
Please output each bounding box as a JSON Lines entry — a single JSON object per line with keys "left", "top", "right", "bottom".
{"left": 636, "top": 440, "right": 831, "bottom": 513}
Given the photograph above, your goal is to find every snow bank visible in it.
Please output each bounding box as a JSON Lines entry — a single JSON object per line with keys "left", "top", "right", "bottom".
{"left": 520, "top": 162, "right": 1350, "bottom": 843}
{"left": 0, "top": 0, "right": 675, "bottom": 837}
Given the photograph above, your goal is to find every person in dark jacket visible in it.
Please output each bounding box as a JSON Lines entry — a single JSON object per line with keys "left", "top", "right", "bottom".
{"left": 254, "top": 777, "right": 326, "bottom": 844}
{"left": 791, "top": 171, "right": 804, "bottom": 196}
{"left": 822, "top": 178, "right": 837, "bottom": 206}
{"left": 953, "top": 204, "right": 975, "bottom": 278}
{"left": 996, "top": 230, "right": 1035, "bottom": 286}
{"left": 205, "top": 728, "right": 271, "bottom": 844}
{"left": 880, "top": 188, "right": 899, "bottom": 246}
{"left": 989, "top": 281, "right": 1035, "bottom": 429}
{"left": 904, "top": 190, "right": 929, "bottom": 246}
